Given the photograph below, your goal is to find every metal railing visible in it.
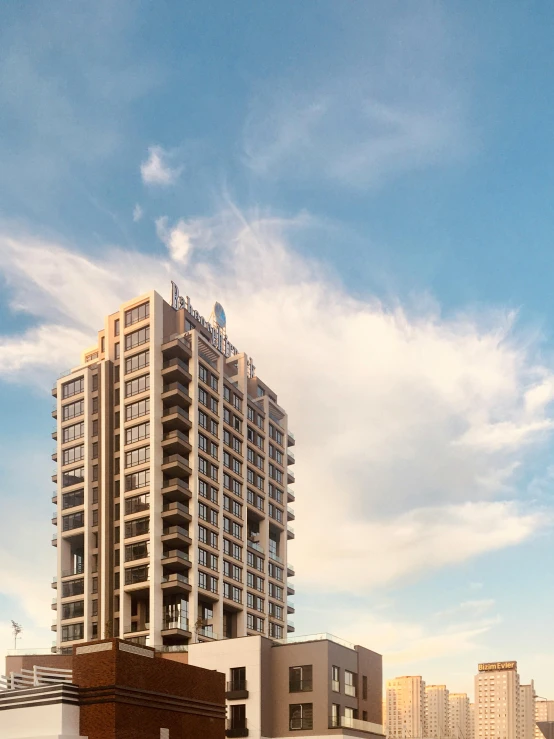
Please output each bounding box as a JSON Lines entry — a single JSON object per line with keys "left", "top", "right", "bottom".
{"left": 162, "top": 358, "right": 190, "bottom": 373}
{"left": 289, "top": 679, "right": 313, "bottom": 692}
{"left": 330, "top": 716, "right": 384, "bottom": 733}
{"left": 247, "top": 539, "right": 264, "bottom": 554}
{"left": 162, "top": 616, "right": 189, "bottom": 631}
{"left": 162, "top": 406, "right": 190, "bottom": 421}
{"left": 269, "top": 551, "right": 282, "bottom": 564}
{"left": 162, "top": 501, "right": 190, "bottom": 515}
{"left": 163, "top": 381, "right": 190, "bottom": 397}
{"left": 162, "top": 526, "right": 190, "bottom": 538}
{"left": 61, "top": 563, "right": 84, "bottom": 578}
{"left": 162, "top": 573, "right": 189, "bottom": 586}
{"left": 226, "top": 679, "right": 247, "bottom": 692}
{"left": 289, "top": 718, "right": 312, "bottom": 731}
{"left": 162, "top": 549, "right": 189, "bottom": 562}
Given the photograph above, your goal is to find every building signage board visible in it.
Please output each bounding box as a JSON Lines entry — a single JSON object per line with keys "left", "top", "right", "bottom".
{"left": 171, "top": 281, "right": 255, "bottom": 378}
{"left": 478, "top": 661, "right": 517, "bottom": 672}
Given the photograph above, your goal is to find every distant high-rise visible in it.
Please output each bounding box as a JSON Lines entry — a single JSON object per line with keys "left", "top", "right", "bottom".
{"left": 520, "top": 683, "right": 536, "bottom": 739}
{"left": 386, "top": 676, "right": 425, "bottom": 738}
{"left": 449, "top": 693, "right": 471, "bottom": 739}
{"left": 475, "top": 662, "right": 520, "bottom": 739}
{"left": 469, "top": 702, "right": 475, "bottom": 739}
{"left": 425, "top": 685, "right": 450, "bottom": 739}
{"left": 52, "top": 287, "right": 296, "bottom": 651}
{"left": 535, "top": 701, "right": 554, "bottom": 739}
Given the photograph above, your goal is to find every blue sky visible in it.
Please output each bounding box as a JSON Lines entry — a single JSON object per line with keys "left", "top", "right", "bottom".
{"left": 2, "top": 0, "right": 554, "bottom": 697}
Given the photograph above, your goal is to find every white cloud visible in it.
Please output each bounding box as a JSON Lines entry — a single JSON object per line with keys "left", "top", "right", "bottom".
{"left": 140, "top": 145, "right": 182, "bottom": 186}
{"left": 132, "top": 203, "right": 143, "bottom": 222}
{"left": 0, "top": 207, "right": 553, "bottom": 642}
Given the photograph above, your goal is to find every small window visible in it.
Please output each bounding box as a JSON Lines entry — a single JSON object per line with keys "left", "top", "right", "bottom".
{"left": 229, "top": 666, "right": 246, "bottom": 692}
{"left": 289, "top": 703, "right": 313, "bottom": 731}
{"left": 289, "top": 665, "right": 313, "bottom": 693}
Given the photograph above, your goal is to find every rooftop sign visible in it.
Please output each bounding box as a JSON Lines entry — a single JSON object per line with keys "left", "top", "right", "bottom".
{"left": 171, "top": 281, "right": 255, "bottom": 378}
{"left": 478, "top": 662, "right": 517, "bottom": 672}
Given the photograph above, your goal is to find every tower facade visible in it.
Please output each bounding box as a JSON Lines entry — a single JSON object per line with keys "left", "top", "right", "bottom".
{"left": 52, "top": 287, "right": 296, "bottom": 651}
{"left": 449, "top": 693, "right": 471, "bottom": 739}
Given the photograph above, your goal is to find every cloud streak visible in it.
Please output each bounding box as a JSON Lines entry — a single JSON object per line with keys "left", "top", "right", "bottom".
{"left": 140, "top": 145, "right": 182, "bottom": 186}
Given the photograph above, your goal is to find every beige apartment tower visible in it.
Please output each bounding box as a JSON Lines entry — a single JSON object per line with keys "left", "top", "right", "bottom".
{"left": 449, "top": 693, "right": 471, "bottom": 739}
{"left": 425, "top": 685, "right": 450, "bottom": 739}
{"left": 475, "top": 662, "right": 520, "bottom": 739}
{"left": 535, "top": 701, "right": 554, "bottom": 739}
{"left": 51, "top": 287, "right": 296, "bottom": 651}
{"left": 386, "top": 676, "right": 425, "bottom": 739}
{"left": 520, "top": 683, "right": 536, "bottom": 739}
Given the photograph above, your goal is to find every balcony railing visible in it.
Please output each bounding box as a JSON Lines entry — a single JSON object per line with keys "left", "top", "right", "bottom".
{"left": 345, "top": 683, "right": 356, "bottom": 697}
{"left": 226, "top": 679, "right": 247, "bottom": 692}
{"left": 269, "top": 551, "right": 283, "bottom": 564}
{"left": 226, "top": 718, "right": 248, "bottom": 737}
{"left": 329, "top": 716, "right": 384, "bottom": 734}
{"left": 61, "top": 563, "right": 84, "bottom": 578}
{"left": 289, "top": 679, "right": 313, "bottom": 692}
{"left": 289, "top": 718, "right": 312, "bottom": 731}
{"left": 162, "top": 573, "right": 189, "bottom": 586}
{"left": 162, "top": 526, "right": 190, "bottom": 538}
{"left": 162, "top": 549, "right": 190, "bottom": 562}
{"left": 162, "top": 616, "right": 189, "bottom": 631}
{"left": 162, "top": 501, "right": 190, "bottom": 515}
{"left": 247, "top": 539, "right": 264, "bottom": 554}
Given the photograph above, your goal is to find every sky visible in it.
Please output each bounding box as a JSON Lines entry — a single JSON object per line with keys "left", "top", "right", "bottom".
{"left": 1, "top": 0, "right": 554, "bottom": 699}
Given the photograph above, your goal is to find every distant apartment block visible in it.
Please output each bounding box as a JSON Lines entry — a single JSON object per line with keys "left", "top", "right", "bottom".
{"left": 520, "top": 682, "right": 536, "bottom": 739}
{"left": 51, "top": 287, "right": 296, "bottom": 653}
{"left": 425, "top": 685, "right": 449, "bottom": 739}
{"left": 449, "top": 693, "right": 471, "bottom": 739}
{"left": 475, "top": 662, "right": 520, "bottom": 739}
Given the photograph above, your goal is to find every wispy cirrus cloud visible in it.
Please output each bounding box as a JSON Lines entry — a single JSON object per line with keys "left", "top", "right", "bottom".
{"left": 140, "top": 145, "right": 182, "bottom": 186}
{"left": 243, "top": 3, "right": 471, "bottom": 188}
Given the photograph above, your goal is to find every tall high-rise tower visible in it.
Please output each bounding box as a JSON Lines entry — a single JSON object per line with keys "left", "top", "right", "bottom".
{"left": 449, "top": 693, "right": 471, "bottom": 739}
{"left": 475, "top": 662, "right": 520, "bottom": 739}
{"left": 425, "top": 685, "right": 450, "bottom": 739}
{"left": 520, "top": 683, "right": 536, "bottom": 739}
{"left": 386, "top": 676, "right": 425, "bottom": 738}
{"left": 52, "top": 287, "right": 296, "bottom": 651}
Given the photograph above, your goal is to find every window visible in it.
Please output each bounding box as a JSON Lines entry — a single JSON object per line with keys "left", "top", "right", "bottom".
{"left": 124, "top": 517, "right": 149, "bottom": 538}
{"left": 125, "top": 469, "right": 149, "bottom": 491}
{"left": 224, "top": 385, "right": 231, "bottom": 402}
{"left": 92, "top": 441, "right": 98, "bottom": 460}
{"left": 125, "top": 493, "right": 149, "bottom": 515}
{"left": 224, "top": 517, "right": 242, "bottom": 539}
{"left": 125, "top": 445, "right": 150, "bottom": 468}
{"left": 224, "top": 538, "right": 242, "bottom": 561}
{"left": 62, "top": 377, "right": 84, "bottom": 399}
{"left": 61, "top": 623, "right": 84, "bottom": 642}
{"left": 115, "top": 342, "right": 120, "bottom": 359}
{"left": 61, "top": 600, "right": 84, "bottom": 620}
{"left": 114, "top": 318, "right": 120, "bottom": 336}
{"left": 223, "top": 560, "right": 242, "bottom": 582}
{"left": 331, "top": 704, "right": 340, "bottom": 728}
{"left": 198, "top": 387, "right": 208, "bottom": 406}
{"left": 228, "top": 704, "right": 247, "bottom": 732}
{"left": 268, "top": 602, "right": 283, "bottom": 619}
{"left": 199, "top": 502, "right": 218, "bottom": 527}
{"left": 125, "top": 398, "right": 150, "bottom": 421}
{"left": 269, "top": 503, "right": 283, "bottom": 523}
{"left": 125, "top": 421, "right": 150, "bottom": 445}
{"left": 223, "top": 495, "right": 242, "bottom": 518}
{"left": 62, "top": 422, "right": 84, "bottom": 443}
{"left": 289, "top": 703, "right": 313, "bottom": 731}
{"left": 125, "top": 349, "right": 149, "bottom": 375}
{"left": 210, "top": 417, "right": 218, "bottom": 437}
{"left": 125, "top": 541, "right": 149, "bottom": 561}
{"left": 125, "top": 301, "right": 149, "bottom": 327}
{"left": 124, "top": 326, "right": 149, "bottom": 351}
{"left": 62, "top": 467, "right": 85, "bottom": 487}
{"left": 62, "top": 399, "right": 84, "bottom": 421}
{"left": 269, "top": 622, "right": 283, "bottom": 638}
{"left": 363, "top": 675, "right": 368, "bottom": 700}
{"left": 62, "top": 489, "right": 84, "bottom": 510}
{"left": 210, "top": 396, "right": 218, "bottom": 414}
{"left": 125, "top": 374, "right": 149, "bottom": 397}
{"left": 62, "top": 444, "right": 84, "bottom": 466}
{"left": 233, "top": 394, "right": 242, "bottom": 411}
{"left": 199, "top": 571, "right": 218, "bottom": 594}
{"left": 345, "top": 670, "right": 356, "bottom": 697}
{"left": 210, "top": 374, "right": 218, "bottom": 391}
{"left": 125, "top": 565, "right": 149, "bottom": 585}
{"left": 198, "top": 410, "right": 207, "bottom": 429}
{"left": 268, "top": 562, "right": 283, "bottom": 581}
{"left": 268, "top": 582, "right": 283, "bottom": 601}
{"left": 62, "top": 511, "right": 84, "bottom": 531}
{"left": 198, "top": 525, "right": 218, "bottom": 549}
{"left": 269, "top": 464, "right": 283, "bottom": 483}
{"left": 229, "top": 667, "right": 246, "bottom": 692}
{"left": 332, "top": 665, "right": 340, "bottom": 692}
{"left": 199, "top": 363, "right": 209, "bottom": 384}
{"left": 61, "top": 578, "right": 84, "bottom": 598}
{"left": 269, "top": 484, "right": 283, "bottom": 504}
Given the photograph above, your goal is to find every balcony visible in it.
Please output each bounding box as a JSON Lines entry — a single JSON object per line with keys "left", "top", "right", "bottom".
{"left": 161, "top": 453, "right": 192, "bottom": 480}
{"left": 287, "top": 449, "right": 295, "bottom": 465}
{"left": 287, "top": 583, "right": 295, "bottom": 596}
{"left": 52, "top": 451, "right": 58, "bottom": 462}
{"left": 287, "top": 563, "right": 295, "bottom": 577}
{"left": 287, "top": 600, "right": 295, "bottom": 614}
{"left": 287, "top": 620, "right": 295, "bottom": 633}
{"left": 162, "top": 549, "right": 191, "bottom": 572}
{"left": 287, "top": 487, "right": 295, "bottom": 503}
{"left": 226, "top": 680, "right": 248, "bottom": 700}
{"left": 162, "top": 501, "right": 191, "bottom": 527}
{"left": 52, "top": 472, "right": 58, "bottom": 484}
{"left": 162, "top": 477, "right": 191, "bottom": 503}
{"left": 161, "top": 573, "right": 191, "bottom": 595}
{"left": 287, "top": 470, "right": 295, "bottom": 485}
{"left": 226, "top": 718, "right": 248, "bottom": 738}
{"left": 52, "top": 494, "right": 58, "bottom": 505}
{"left": 162, "top": 336, "right": 192, "bottom": 362}
{"left": 289, "top": 718, "right": 312, "bottom": 731}
{"left": 269, "top": 551, "right": 283, "bottom": 564}
{"left": 329, "top": 716, "right": 383, "bottom": 734}
{"left": 51, "top": 577, "right": 57, "bottom": 589}
{"left": 162, "top": 382, "right": 192, "bottom": 410}
{"left": 247, "top": 539, "right": 264, "bottom": 555}
{"left": 52, "top": 430, "right": 58, "bottom": 441}
{"left": 345, "top": 683, "right": 356, "bottom": 697}
{"left": 161, "top": 615, "right": 191, "bottom": 641}
{"left": 52, "top": 406, "right": 57, "bottom": 419}
{"left": 52, "top": 386, "right": 58, "bottom": 398}
{"left": 287, "top": 525, "right": 295, "bottom": 540}
{"left": 162, "top": 357, "right": 192, "bottom": 385}
{"left": 51, "top": 598, "right": 57, "bottom": 610}
{"left": 196, "top": 626, "right": 218, "bottom": 640}
{"left": 162, "top": 526, "right": 191, "bottom": 548}
{"left": 287, "top": 430, "right": 295, "bottom": 447}
{"left": 162, "top": 430, "right": 192, "bottom": 457}
{"left": 61, "top": 562, "right": 85, "bottom": 578}
{"left": 124, "top": 567, "right": 149, "bottom": 588}
{"left": 124, "top": 634, "right": 149, "bottom": 646}
{"left": 287, "top": 506, "right": 295, "bottom": 521}
{"left": 51, "top": 621, "right": 57, "bottom": 632}
{"left": 52, "top": 535, "right": 58, "bottom": 547}
{"left": 161, "top": 405, "right": 191, "bottom": 433}
{"left": 52, "top": 514, "right": 57, "bottom": 525}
